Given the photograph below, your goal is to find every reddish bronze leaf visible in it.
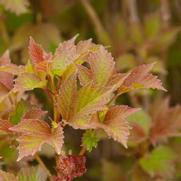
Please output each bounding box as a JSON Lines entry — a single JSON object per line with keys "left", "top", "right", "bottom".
{"left": 118, "top": 63, "right": 166, "bottom": 94}
{"left": 28, "top": 37, "right": 52, "bottom": 72}
{"left": 150, "top": 98, "right": 181, "bottom": 145}
{"left": 10, "top": 119, "right": 64, "bottom": 161}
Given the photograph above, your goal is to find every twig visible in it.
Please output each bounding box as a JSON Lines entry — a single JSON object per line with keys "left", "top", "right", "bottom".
{"left": 79, "top": 147, "right": 87, "bottom": 156}
{"left": 160, "top": 0, "right": 171, "bottom": 27}
{"left": 80, "top": 0, "right": 111, "bottom": 45}
{"left": 128, "top": 0, "right": 139, "bottom": 23}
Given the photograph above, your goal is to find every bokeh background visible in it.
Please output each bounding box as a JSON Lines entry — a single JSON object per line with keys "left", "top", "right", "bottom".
{"left": 0, "top": 0, "right": 181, "bottom": 180}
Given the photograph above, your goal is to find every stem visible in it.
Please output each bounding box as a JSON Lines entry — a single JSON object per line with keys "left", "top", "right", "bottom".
{"left": 128, "top": 0, "right": 139, "bottom": 23}
{"left": 79, "top": 147, "right": 87, "bottom": 156}
{"left": 35, "top": 155, "right": 53, "bottom": 181}
{"left": 160, "top": 0, "right": 171, "bottom": 28}
{"left": 80, "top": 0, "right": 111, "bottom": 45}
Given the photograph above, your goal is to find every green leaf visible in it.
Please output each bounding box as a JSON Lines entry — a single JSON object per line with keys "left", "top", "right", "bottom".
{"left": 10, "top": 100, "right": 29, "bottom": 124}
{"left": 128, "top": 109, "right": 151, "bottom": 134}
{"left": 82, "top": 130, "right": 99, "bottom": 152}
{"left": 15, "top": 73, "right": 47, "bottom": 91}
{"left": 139, "top": 146, "right": 176, "bottom": 177}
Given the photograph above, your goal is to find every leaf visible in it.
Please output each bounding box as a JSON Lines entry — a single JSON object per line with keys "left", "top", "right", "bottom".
{"left": 128, "top": 110, "right": 151, "bottom": 144}
{"left": 9, "top": 100, "right": 29, "bottom": 124}
{"left": 51, "top": 37, "right": 77, "bottom": 76}
{"left": 58, "top": 73, "right": 77, "bottom": 121}
{"left": 28, "top": 37, "right": 52, "bottom": 72}
{"left": 150, "top": 98, "right": 181, "bottom": 145}
{"left": 0, "top": 0, "right": 29, "bottom": 15}
{"left": 17, "top": 166, "right": 48, "bottom": 181}
{"left": 0, "top": 119, "right": 13, "bottom": 135}
{"left": 139, "top": 146, "right": 176, "bottom": 177}
{"left": 118, "top": 63, "right": 166, "bottom": 94}
{"left": 14, "top": 73, "right": 47, "bottom": 91}
{"left": 61, "top": 39, "right": 97, "bottom": 80}
{"left": 0, "top": 170, "right": 17, "bottom": 181}
{"left": 10, "top": 119, "right": 64, "bottom": 161}
{"left": 82, "top": 130, "right": 99, "bottom": 152}
{"left": 77, "top": 65, "right": 92, "bottom": 86}
{"left": 0, "top": 51, "right": 14, "bottom": 90}
{"left": 23, "top": 108, "right": 47, "bottom": 120}
{"left": 87, "top": 46, "right": 115, "bottom": 87}
{"left": 96, "top": 105, "right": 139, "bottom": 147}
{"left": 60, "top": 72, "right": 129, "bottom": 130}
{"left": 66, "top": 83, "right": 113, "bottom": 129}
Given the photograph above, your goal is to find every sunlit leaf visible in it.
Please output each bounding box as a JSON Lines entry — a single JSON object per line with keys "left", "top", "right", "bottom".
{"left": 51, "top": 37, "right": 77, "bottom": 76}
{"left": 118, "top": 63, "right": 166, "bottom": 94}
{"left": 14, "top": 73, "right": 47, "bottom": 91}
{"left": 28, "top": 37, "right": 52, "bottom": 73}
{"left": 0, "top": 51, "right": 14, "bottom": 90}
{"left": 10, "top": 119, "right": 64, "bottom": 161}
{"left": 87, "top": 46, "right": 115, "bottom": 87}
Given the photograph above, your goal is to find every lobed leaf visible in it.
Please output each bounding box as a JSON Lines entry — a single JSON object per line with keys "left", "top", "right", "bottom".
{"left": 87, "top": 46, "right": 115, "bottom": 87}
{"left": 118, "top": 63, "right": 166, "bottom": 94}
{"left": 10, "top": 119, "right": 64, "bottom": 161}
{"left": 0, "top": 51, "right": 14, "bottom": 90}
{"left": 28, "top": 37, "right": 52, "bottom": 73}
{"left": 82, "top": 130, "right": 99, "bottom": 152}
{"left": 96, "top": 105, "right": 140, "bottom": 147}
{"left": 0, "top": 119, "right": 13, "bottom": 135}
{"left": 14, "top": 73, "right": 47, "bottom": 91}
{"left": 51, "top": 37, "right": 77, "bottom": 76}
{"left": 150, "top": 98, "right": 181, "bottom": 145}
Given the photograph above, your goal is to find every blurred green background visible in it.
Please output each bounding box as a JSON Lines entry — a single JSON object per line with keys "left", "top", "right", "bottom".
{"left": 0, "top": 0, "right": 181, "bottom": 180}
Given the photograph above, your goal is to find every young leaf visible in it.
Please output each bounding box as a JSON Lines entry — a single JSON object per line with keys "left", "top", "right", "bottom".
{"left": 150, "top": 98, "right": 181, "bottom": 145}
{"left": 0, "top": 119, "right": 13, "bottom": 135}
{"left": 77, "top": 65, "right": 92, "bottom": 86}
{"left": 139, "top": 146, "right": 176, "bottom": 177}
{"left": 10, "top": 119, "right": 64, "bottom": 161}
{"left": 58, "top": 73, "right": 77, "bottom": 121}
{"left": 82, "top": 130, "right": 99, "bottom": 152}
{"left": 118, "top": 63, "right": 166, "bottom": 94}
{"left": 23, "top": 108, "right": 47, "bottom": 120}
{"left": 0, "top": 51, "right": 14, "bottom": 90}
{"left": 28, "top": 37, "right": 52, "bottom": 72}
{"left": 51, "top": 37, "right": 77, "bottom": 76}
{"left": 95, "top": 105, "right": 140, "bottom": 148}
{"left": 87, "top": 46, "right": 115, "bottom": 87}
{"left": 14, "top": 73, "right": 47, "bottom": 91}
{"left": 9, "top": 100, "right": 29, "bottom": 124}
{"left": 67, "top": 83, "right": 113, "bottom": 129}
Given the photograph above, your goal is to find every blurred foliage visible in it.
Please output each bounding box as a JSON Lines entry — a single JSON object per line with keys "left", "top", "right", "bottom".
{"left": 0, "top": 0, "right": 181, "bottom": 180}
